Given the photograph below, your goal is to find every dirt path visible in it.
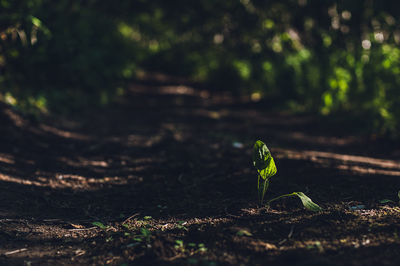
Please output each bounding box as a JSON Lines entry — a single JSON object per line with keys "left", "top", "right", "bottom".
{"left": 1, "top": 81, "right": 400, "bottom": 265}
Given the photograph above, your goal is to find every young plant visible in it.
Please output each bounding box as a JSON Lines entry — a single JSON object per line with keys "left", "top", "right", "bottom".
{"left": 253, "top": 140, "right": 277, "bottom": 205}
{"left": 252, "top": 140, "right": 322, "bottom": 212}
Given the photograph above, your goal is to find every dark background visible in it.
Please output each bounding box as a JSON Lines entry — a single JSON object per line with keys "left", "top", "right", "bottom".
{"left": 1, "top": 0, "right": 400, "bottom": 136}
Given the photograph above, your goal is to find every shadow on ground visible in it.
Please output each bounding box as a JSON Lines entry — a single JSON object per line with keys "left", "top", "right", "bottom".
{"left": 0, "top": 80, "right": 400, "bottom": 265}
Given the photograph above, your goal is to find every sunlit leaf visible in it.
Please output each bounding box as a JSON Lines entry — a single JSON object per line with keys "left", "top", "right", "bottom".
{"left": 252, "top": 140, "right": 277, "bottom": 180}
{"left": 294, "top": 192, "right": 323, "bottom": 212}
{"left": 30, "top": 16, "right": 42, "bottom": 27}
{"left": 237, "top": 229, "right": 253, "bottom": 236}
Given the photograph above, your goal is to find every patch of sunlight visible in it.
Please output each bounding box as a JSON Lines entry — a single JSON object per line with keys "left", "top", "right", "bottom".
{"left": 39, "top": 124, "right": 90, "bottom": 140}
{"left": 208, "top": 111, "right": 221, "bottom": 120}
{"left": 28, "top": 95, "right": 48, "bottom": 113}
{"left": 251, "top": 92, "right": 262, "bottom": 102}
{"left": 304, "top": 18, "right": 314, "bottom": 30}
{"left": 118, "top": 22, "right": 141, "bottom": 41}
{"left": 0, "top": 173, "right": 43, "bottom": 187}
{"left": 321, "top": 92, "right": 332, "bottom": 115}
{"left": 346, "top": 54, "right": 355, "bottom": 67}
{"left": 148, "top": 40, "right": 160, "bottom": 52}
{"left": 362, "top": 39, "right": 371, "bottom": 50}
{"left": 263, "top": 19, "right": 274, "bottom": 30}
{"left": 233, "top": 60, "right": 251, "bottom": 80}
{"left": 261, "top": 61, "right": 271, "bottom": 73}
{"left": 276, "top": 148, "right": 400, "bottom": 176}
{"left": 213, "top": 33, "right": 224, "bottom": 44}
{"left": 322, "top": 34, "right": 332, "bottom": 47}
{"left": 271, "top": 35, "right": 282, "bottom": 53}
{"left": 4, "top": 92, "right": 17, "bottom": 105}
{"left": 159, "top": 85, "right": 195, "bottom": 95}
{"left": 122, "top": 63, "right": 136, "bottom": 78}
{"left": 0, "top": 153, "right": 15, "bottom": 164}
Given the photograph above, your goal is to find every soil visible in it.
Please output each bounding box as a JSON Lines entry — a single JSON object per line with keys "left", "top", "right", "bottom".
{"left": 1, "top": 78, "right": 400, "bottom": 266}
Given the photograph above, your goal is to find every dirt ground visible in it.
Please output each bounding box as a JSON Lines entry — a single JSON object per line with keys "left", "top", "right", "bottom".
{"left": 1, "top": 78, "right": 400, "bottom": 265}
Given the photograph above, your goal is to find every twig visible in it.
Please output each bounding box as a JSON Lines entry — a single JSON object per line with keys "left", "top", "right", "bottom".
{"left": 164, "top": 254, "right": 185, "bottom": 261}
{"left": 224, "top": 207, "right": 241, "bottom": 218}
{"left": 122, "top": 213, "right": 140, "bottom": 224}
{"left": 68, "top": 227, "right": 97, "bottom": 231}
{"left": 0, "top": 219, "right": 25, "bottom": 223}
{"left": 288, "top": 225, "right": 294, "bottom": 239}
{"left": 42, "top": 219, "right": 63, "bottom": 222}
{"left": 4, "top": 248, "right": 28, "bottom": 256}
{"left": 278, "top": 225, "right": 295, "bottom": 245}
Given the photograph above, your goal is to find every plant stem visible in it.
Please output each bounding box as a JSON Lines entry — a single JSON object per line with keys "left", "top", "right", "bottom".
{"left": 260, "top": 179, "right": 269, "bottom": 205}
{"left": 266, "top": 192, "right": 297, "bottom": 206}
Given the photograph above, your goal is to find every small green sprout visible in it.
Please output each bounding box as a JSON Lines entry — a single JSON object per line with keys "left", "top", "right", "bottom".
{"left": 131, "top": 227, "right": 152, "bottom": 244}
{"left": 177, "top": 221, "right": 188, "bottom": 231}
{"left": 175, "top": 239, "right": 185, "bottom": 251}
{"left": 252, "top": 140, "right": 322, "bottom": 211}
{"left": 197, "top": 243, "right": 207, "bottom": 252}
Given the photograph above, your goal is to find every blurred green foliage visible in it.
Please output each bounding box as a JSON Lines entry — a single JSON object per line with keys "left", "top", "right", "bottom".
{"left": 1, "top": 0, "right": 400, "bottom": 136}
{"left": 0, "top": 0, "right": 132, "bottom": 113}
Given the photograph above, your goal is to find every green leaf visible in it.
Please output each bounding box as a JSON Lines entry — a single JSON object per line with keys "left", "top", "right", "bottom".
{"left": 379, "top": 199, "right": 394, "bottom": 204}
{"left": 398, "top": 190, "right": 400, "bottom": 201}
{"left": 30, "top": 16, "right": 43, "bottom": 28}
{"left": 29, "top": 15, "right": 51, "bottom": 36}
{"left": 140, "top": 228, "right": 151, "bottom": 237}
{"left": 237, "top": 229, "right": 253, "bottom": 236}
{"left": 293, "top": 192, "right": 323, "bottom": 212}
{"left": 252, "top": 140, "right": 277, "bottom": 180}
{"left": 92, "top": 221, "right": 107, "bottom": 229}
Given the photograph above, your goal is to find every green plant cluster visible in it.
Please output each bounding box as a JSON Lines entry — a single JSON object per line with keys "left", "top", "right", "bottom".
{"left": 2, "top": 0, "right": 400, "bottom": 136}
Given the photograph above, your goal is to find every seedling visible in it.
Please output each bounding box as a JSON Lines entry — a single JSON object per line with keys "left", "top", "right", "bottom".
{"left": 176, "top": 221, "right": 189, "bottom": 231}
{"left": 253, "top": 140, "right": 277, "bottom": 205}
{"left": 132, "top": 228, "right": 152, "bottom": 243}
{"left": 175, "top": 239, "right": 185, "bottom": 251}
{"left": 252, "top": 140, "right": 322, "bottom": 211}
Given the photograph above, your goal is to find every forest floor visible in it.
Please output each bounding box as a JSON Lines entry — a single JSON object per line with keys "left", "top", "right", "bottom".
{"left": 1, "top": 77, "right": 400, "bottom": 266}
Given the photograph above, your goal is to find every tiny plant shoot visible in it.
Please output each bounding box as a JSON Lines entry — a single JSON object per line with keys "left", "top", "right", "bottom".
{"left": 252, "top": 140, "right": 322, "bottom": 212}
